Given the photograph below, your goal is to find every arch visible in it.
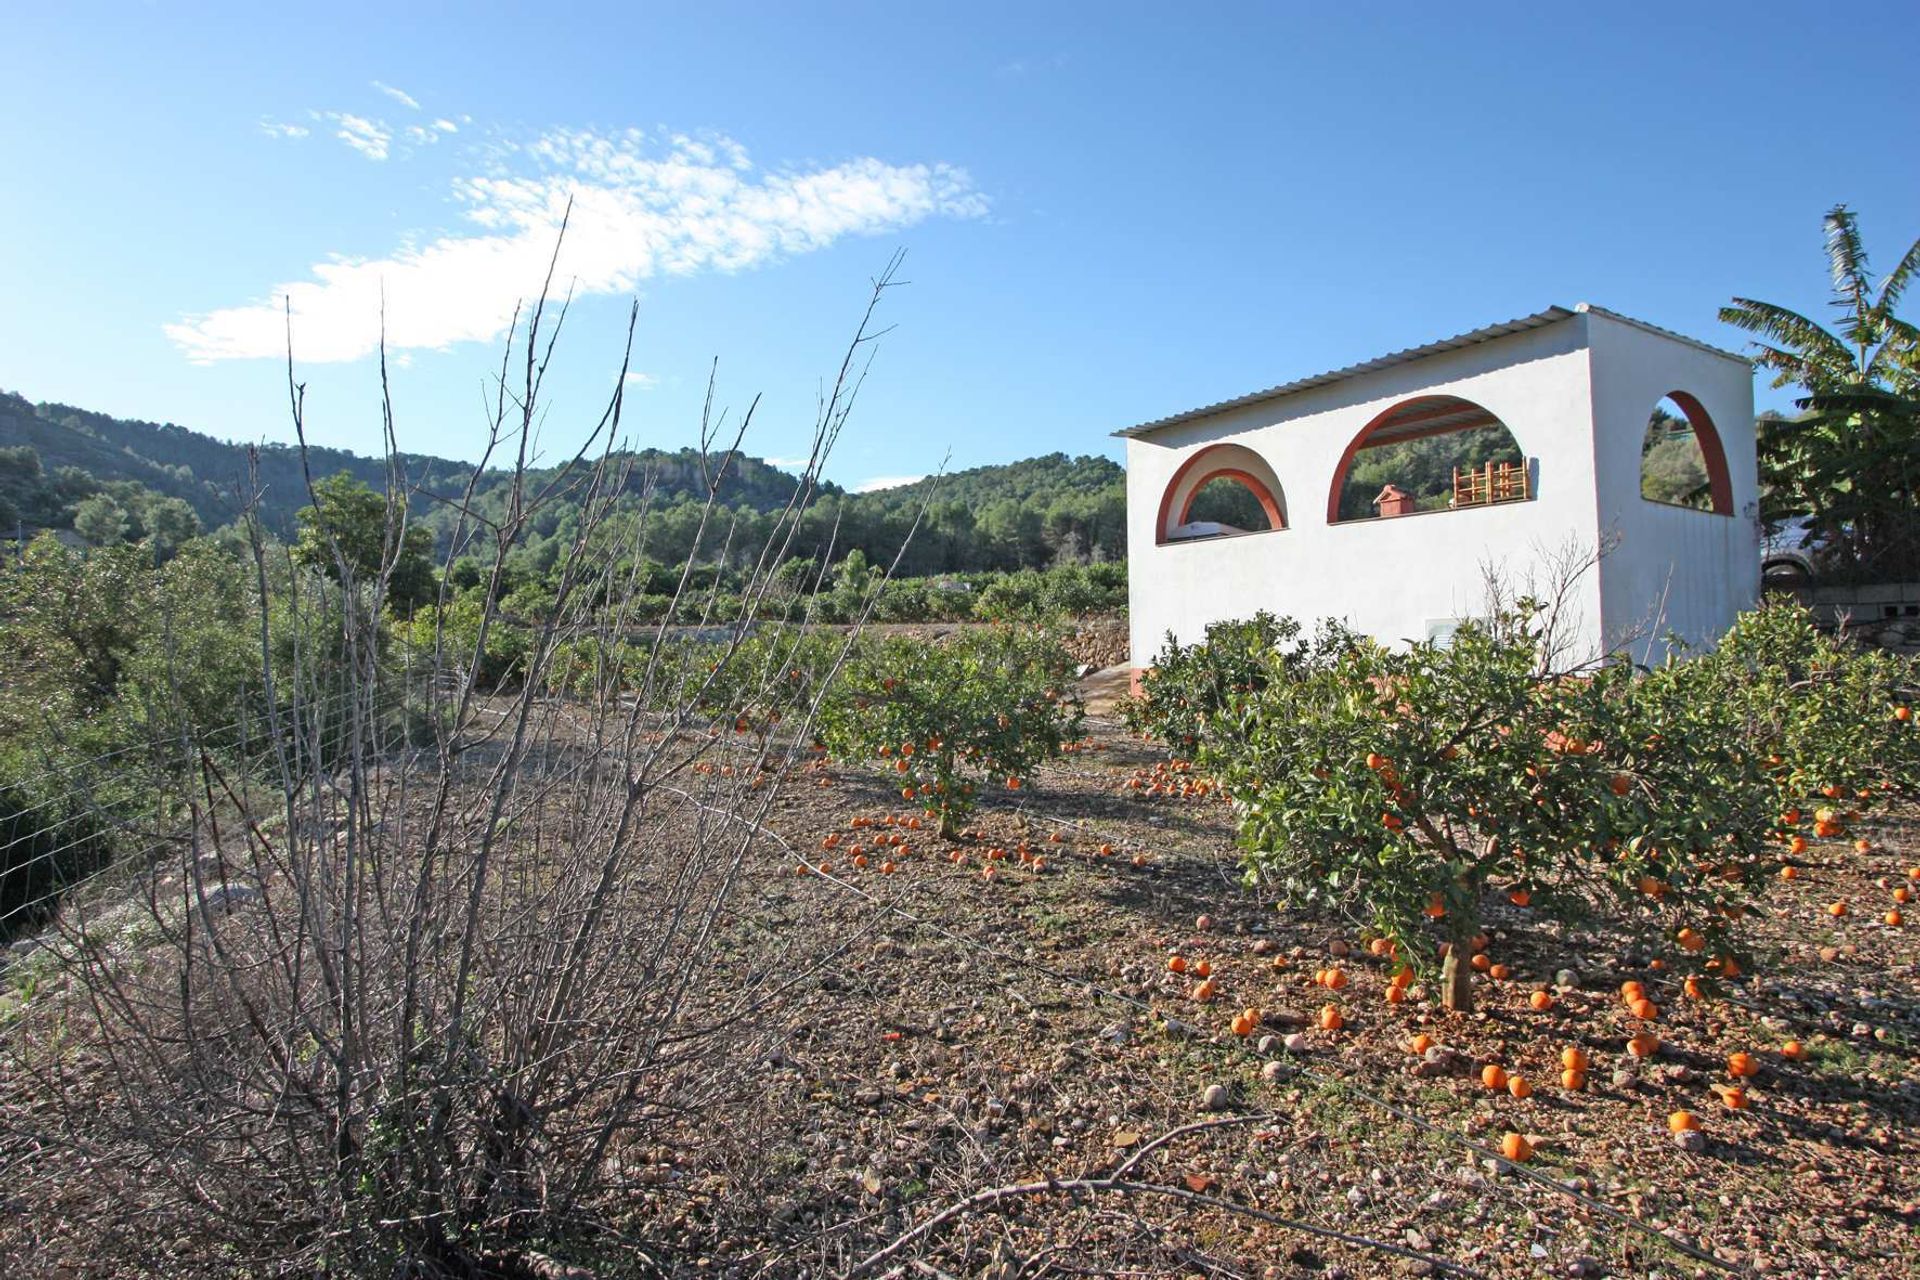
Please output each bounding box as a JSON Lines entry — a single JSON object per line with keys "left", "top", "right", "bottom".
{"left": 1640, "top": 391, "right": 1733, "bottom": 515}
{"left": 1156, "top": 443, "right": 1287, "bottom": 543}
{"left": 1326, "top": 395, "right": 1528, "bottom": 524}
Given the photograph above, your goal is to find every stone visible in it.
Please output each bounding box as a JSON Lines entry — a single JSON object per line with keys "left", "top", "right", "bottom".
{"left": 1673, "top": 1129, "right": 1706, "bottom": 1154}
{"left": 1283, "top": 1032, "right": 1310, "bottom": 1054}
{"left": 1261, "top": 1060, "right": 1287, "bottom": 1083}
{"left": 1202, "top": 1083, "right": 1231, "bottom": 1111}
{"left": 199, "top": 883, "right": 260, "bottom": 914}
{"left": 1555, "top": 969, "right": 1581, "bottom": 989}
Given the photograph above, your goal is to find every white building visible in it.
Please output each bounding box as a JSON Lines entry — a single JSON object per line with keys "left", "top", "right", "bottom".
{"left": 1120, "top": 304, "right": 1759, "bottom": 677}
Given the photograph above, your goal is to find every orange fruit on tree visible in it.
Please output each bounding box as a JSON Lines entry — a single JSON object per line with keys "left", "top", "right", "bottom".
{"left": 1424, "top": 895, "right": 1447, "bottom": 918}
{"left": 1500, "top": 1132, "right": 1533, "bottom": 1162}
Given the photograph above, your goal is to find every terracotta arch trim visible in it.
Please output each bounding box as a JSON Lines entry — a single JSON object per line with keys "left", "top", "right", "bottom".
{"left": 1659, "top": 391, "right": 1734, "bottom": 515}
{"left": 1325, "top": 395, "right": 1523, "bottom": 524}
{"left": 1155, "top": 446, "right": 1287, "bottom": 544}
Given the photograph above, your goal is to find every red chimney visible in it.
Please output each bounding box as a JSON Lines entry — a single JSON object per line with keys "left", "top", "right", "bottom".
{"left": 1374, "top": 485, "right": 1416, "bottom": 518}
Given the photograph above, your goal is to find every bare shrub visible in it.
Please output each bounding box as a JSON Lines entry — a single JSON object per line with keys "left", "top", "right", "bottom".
{"left": 0, "top": 251, "right": 913, "bottom": 1277}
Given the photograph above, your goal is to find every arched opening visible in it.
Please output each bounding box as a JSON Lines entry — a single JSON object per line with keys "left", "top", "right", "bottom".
{"left": 1156, "top": 444, "right": 1286, "bottom": 543}
{"left": 1640, "top": 391, "right": 1733, "bottom": 514}
{"left": 1327, "top": 396, "right": 1528, "bottom": 524}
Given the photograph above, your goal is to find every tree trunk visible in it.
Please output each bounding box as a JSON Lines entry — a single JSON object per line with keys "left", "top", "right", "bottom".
{"left": 937, "top": 808, "right": 959, "bottom": 841}
{"left": 1440, "top": 944, "right": 1473, "bottom": 1013}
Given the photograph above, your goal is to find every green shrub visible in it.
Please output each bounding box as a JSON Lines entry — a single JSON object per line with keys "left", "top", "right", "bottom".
{"left": 820, "top": 626, "right": 1083, "bottom": 837}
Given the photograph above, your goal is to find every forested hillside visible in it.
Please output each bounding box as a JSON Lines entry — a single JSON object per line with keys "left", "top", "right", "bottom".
{"left": 0, "top": 389, "right": 1128, "bottom": 576}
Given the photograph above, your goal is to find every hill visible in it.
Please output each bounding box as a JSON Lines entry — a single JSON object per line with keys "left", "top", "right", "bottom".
{"left": 0, "top": 390, "right": 1128, "bottom": 573}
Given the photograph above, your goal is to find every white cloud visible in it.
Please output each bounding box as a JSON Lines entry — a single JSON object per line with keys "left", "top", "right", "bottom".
{"left": 854, "top": 474, "right": 925, "bottom": 493}
{"left": 259, "top": 119, "right": 310, "bottom": 139}
{"left": 763, "top": 455, "right": 813, "bottom": 470}
{"left": 623, "top": 371, "right": 660, "bottom": 391}
{"left": 373, "top": 81, "right": 420, "bottom": 110}
{"left": 433, "top": 118, "right": 458, "bottom": 134}
{"left": 167, "top": 127, "right": 988, "bottom": 365}
{"left": 327, "top": 113, "right": 392, "bottom": 161}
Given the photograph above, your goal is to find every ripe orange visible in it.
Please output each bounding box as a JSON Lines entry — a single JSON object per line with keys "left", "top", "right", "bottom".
{"left": 1424, "top": 895, "right": 1447, "bottom": 919}
{"left": 1720, "top": 1087, "right": 1749, "bottom": 1110}
{"left": 1489, "top": 963, "right": 1512, "bottom": 981}
{"left": 1628, "top": 1031, "right": 1660, "bottom": 1058}
{"left": 1509, "top": 888, "right": 1532, "bottom": 907}
{"left": 1668, "top": 1110, "right": 1700, "bottom": 1133}
{"left": 1829, "top": 901, "right": 1849, "bottom": 917}
{"left": 1384, "top": 984, "right": 1407, "bottom": 1005}
{"left": 1481, "top": 1064, "right": 1508, "bottom": 1090}
{"left": 1629, "top": 998, "right": 1660, "bottom": 1021}
{"left": 1561, "top": 1046, "right": 1589, "bottom": 1072}
{"left": 1323, "top": 967, "right": 1348, "bottom": 990}
{"left": 1168, "top": 955, "right": 1188, "bottom": 974}
{"left": 1507, "top": 1075, "right": 1532, "bottom": 1100}
{"left": 1887, "top": 909, "right": 1905, "bottom": 927}
{"left": 1318, "top": 1004, "right": 1344, "bottom": 1031}
{"left": 1561, "top": 1068, "right": 1587, "bottom": 1090}
{"left": 1193, "top": 959, "right": 1212, "bottom": 979}
{"left": 1781, "top": 1040, "right": 1807, "bottom": 1061}
{"left": 1471, "top": 953, "right": 1492, "bottom": 973}
{"left": 1727, "top": 1051, "right": 1758, "bottom": 1078}
{"left": 1193, "top": 978, "right": 1218, "bottom": 1002}
{"left": 1529, "top": 991, "right": 1554, "bottom": 1012}
{"left": 1500, "top": 1132, "right": 1533, "bottom": 1162}
{"left": 1409, "top": 1033, "right": 1434, "bottom": 1056}
{"left": 1620, "top": 980, "right": 1646, "bottom": 1003}
{"left": 1230, "top": 1012, "right": 1256, "bottom": 1037}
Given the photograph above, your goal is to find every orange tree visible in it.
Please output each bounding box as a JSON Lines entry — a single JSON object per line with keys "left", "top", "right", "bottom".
{"left": 1122, "top": 612, "right": 1302, "bottom": 757}
{"left": 1201, "top": 607, "right": 1779, "bottom": 1012}
{"left": 1690, "top": 603, "right": 1918, "bottom": 823}
{"left": 819, "top": 625, "right": 1083, "bottom": 838}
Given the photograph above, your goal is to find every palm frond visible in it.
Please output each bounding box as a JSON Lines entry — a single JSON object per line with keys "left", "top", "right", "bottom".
{"left": 1873, "top": 233, "right": 1920, "bottom": 316}
{"left": 1718, "top": 299, "right": 1852, "bottom": 371}
{"left": 1823, "top": 204, "right": 1872, "bottom": 309}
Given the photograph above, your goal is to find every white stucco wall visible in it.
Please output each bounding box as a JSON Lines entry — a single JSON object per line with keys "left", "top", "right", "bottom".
{"left": 1124, "top": 309, "right": 1759, "bottom": 670}
{"left": 1584, "top": 312, "right": 1761, "bottom": 661}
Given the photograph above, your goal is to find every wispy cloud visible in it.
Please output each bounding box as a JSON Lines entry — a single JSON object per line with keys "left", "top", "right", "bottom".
{"left": 258, "top": 119, "right": 310, "bottom": 140}
{"left": 763, "top": 455, "right": 813, "bottom": 470}
{"left": 623, "top": 371, "right": 660, "bottom": 391}
{"left": 326, "top": 113, "right": 392, "bottom": 161}
{"left": 372, "top": 80, "right": 420, "bottom": 110}
{"left": 854, "top": 474, "right": 925, "bottom": 493}
{"left": 167, "top": 127, "right": 988, "bottom": 365}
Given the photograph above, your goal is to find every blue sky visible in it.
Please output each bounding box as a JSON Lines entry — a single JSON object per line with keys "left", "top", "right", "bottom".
{"left": 2, "top": 2, "right": 1915, "bottom": 492}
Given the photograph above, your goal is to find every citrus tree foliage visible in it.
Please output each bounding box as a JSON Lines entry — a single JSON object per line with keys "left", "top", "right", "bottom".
{"left": 1121, "top": 612, "right": 1304, "bottom": 755}
{"left": 819, "top": 626, "right": 1084, "bottom": 837}
{"left": 1169, "top": 607, "right": 1780, "bottom": 1011}
{"left": 1690, "top": 603, "right": 1919, "bottom": 809}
